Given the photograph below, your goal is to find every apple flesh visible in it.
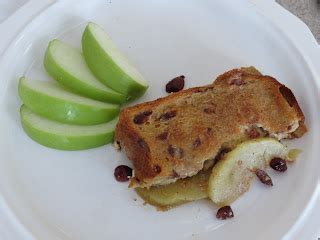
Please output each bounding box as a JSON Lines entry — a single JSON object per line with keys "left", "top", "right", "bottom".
{"left": 20, "top": 105, "right": 118, "bottom": 150}
{"left": 44, "top": 39, "right": 126, "bottom": 103}
{"left": 19, "top": 77, "right": 119, "bottom": 125}
{"left": 207, "top": 138, "right": 291, "bottom": 206}
{"left": 82, "top": 22, "right": 148, "bottom": 99}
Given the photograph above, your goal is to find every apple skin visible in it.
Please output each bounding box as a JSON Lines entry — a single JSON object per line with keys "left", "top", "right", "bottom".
{"left": 82, "top": 22, "right": 148, "bottom": 99}
{"left": 19, "top": 77, "right": 120, "bottom": 125}
{"left": 136, "top": 169, "right": 210, "bottom": 208}
{"left": 44, "top": 39, "right": 126, "bottom": 104}
{"left": 20, "top": 105, "right": 117, "bottom": 150}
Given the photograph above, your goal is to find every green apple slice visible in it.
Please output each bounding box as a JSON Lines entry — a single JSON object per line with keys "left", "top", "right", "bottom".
{"left": 136, "top": 169, "right": 210, "bottom": 209}
{"left": 20, "top": 105, "right": 117, "bottom": 150}
{"left": 207, "top": 138, "right": 291, "bottom": 206}
{"left": 82, "top": 22, "right": 148, "bottom": 99}
{"left": 44, "top": 39, "right": 126, "bottom": 103}
{"left": 19, "top": 77, "right": 119, "bottom": 125}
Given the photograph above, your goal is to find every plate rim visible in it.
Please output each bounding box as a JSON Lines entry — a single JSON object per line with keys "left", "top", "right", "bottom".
{"left": 0, "top": 1, "right": 319, "bottom": 239}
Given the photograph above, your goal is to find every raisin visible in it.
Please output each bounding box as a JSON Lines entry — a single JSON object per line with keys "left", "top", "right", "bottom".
{"left": 255, "top": 169, "right": 273, "bottom": 186}
{"left": 166, "top": 75, "right": 185, "bottom": 93}
{"left": 159, "top": 110, "right": 177, "bottom": 121}
{"left": 156, "top": 132, "right": 168, "bottom": 140}
{"left": 246, "top": 128, "right": 260, "bottom": 139}
{"left": 270, "top": 158, "right": 287, "bottom": 172}
{"left": 216, "top": 206, "right": 234, "bottom": 220}
{"left": 153, "top": 164, "right": 162, "bottom": 174}
{"left": 204, "top": 108, "right": 216, "bottom": 114}
{"left": 133, "top": 110, "right": 152, "bottom": 124}
{"left": 193, "top": 137, "right": 201, "bottom": 149}
{"left": 114, "top": 165, "right": 132, "bottom": 182}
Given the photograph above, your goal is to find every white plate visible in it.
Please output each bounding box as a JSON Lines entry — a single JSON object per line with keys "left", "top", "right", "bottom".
{"left": 0, "top": 0, "right": 320, "bottom": 239}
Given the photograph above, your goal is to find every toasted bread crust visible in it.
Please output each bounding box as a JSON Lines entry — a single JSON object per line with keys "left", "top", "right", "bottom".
{"left": 115, "top": 67, "right": 306, "bottom": 188}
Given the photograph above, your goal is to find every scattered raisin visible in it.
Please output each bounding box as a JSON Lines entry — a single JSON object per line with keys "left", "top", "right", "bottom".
{"left": 133, "top": 110, "right": 152, "bottom": 124}
{"left": 114, "top": 165, "right": 132, "bottom": 182}
{"left": 153, "top": 164, "right": 162, "bottom": 174}
{"left": 166, "top": 75, "right": 185, "bottom": 93}
{"left": 255, "top": 169, "right": 273, "bottom": 186}
{"left": 193, "top": 137, "right": 201, "bottom": 149}
{"left": 156, "top": 132, "right": 168, "bottom": 140}
{"left": 270, "top": 158, "right": 287, "bottom": 172}
{"left": 159, "top": 110, "right": 177, "bottom": 121}
{"left": 216, "top": 206, "right": 234, "bottom": 220}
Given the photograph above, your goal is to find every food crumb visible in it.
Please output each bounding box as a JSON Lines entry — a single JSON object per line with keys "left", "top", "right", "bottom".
{"left": 288, "top": 148, "right": 302, "bottom": 161}
{"left": 113, "top": 141, "right": 121, "bottom": 151}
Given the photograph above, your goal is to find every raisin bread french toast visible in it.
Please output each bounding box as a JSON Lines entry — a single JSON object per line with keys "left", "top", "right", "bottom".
{"left": 115, "top": 67, "right": 306, "bottom": 188}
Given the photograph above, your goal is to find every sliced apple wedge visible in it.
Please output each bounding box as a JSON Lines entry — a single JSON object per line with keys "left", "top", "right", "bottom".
{"left": 82, "top": 22, "right": 148, "bottom": 99}
{"left": 44, "top": 39, "right": 126, "bottom": 103}
{"left": 20, "top": 105, "right": 117, "bottom": 150}
{"left": 19, "top": 77, "right": 119, "bottom": 125}
{"left": 207, "top": 138, "right": 290, "bottom": 206}
{"left": 136, "top": 169, "right": 210, "bottom": 209}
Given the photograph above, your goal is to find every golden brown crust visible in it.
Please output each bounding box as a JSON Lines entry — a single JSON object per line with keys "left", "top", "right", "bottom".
{"left": 115, "top": 67, "right": 306, "bottom": 188}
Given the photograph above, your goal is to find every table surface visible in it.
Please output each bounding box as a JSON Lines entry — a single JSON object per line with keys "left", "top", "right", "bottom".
{"left": 277, "top": 0, "right": 320, "bottom": 42}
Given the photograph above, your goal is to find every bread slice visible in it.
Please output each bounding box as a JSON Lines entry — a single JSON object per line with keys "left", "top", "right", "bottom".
{"left": 115, "top": 67, "right": 306, "bottom": 188}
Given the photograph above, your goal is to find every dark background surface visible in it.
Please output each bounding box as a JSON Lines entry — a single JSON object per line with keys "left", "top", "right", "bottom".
{"left": 277, "top": 0, "right": 320, "bottom": 42}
